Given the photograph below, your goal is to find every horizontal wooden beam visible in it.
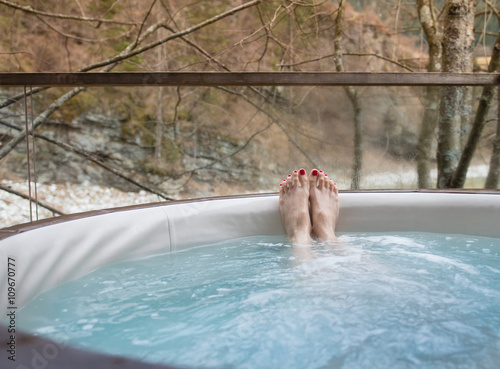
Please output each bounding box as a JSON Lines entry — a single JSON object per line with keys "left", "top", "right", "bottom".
{"left": 0, "top": 72, "right": 499, "bottom": 87}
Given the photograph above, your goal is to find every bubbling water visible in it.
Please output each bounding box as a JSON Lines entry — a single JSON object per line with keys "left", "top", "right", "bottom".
{"left": 19, "top": 233, "right": 500, "bottom": 369}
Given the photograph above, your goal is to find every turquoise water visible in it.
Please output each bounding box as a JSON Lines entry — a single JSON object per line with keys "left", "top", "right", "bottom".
{"left": 19, "top": 233, "right": 500, "bottom": 369}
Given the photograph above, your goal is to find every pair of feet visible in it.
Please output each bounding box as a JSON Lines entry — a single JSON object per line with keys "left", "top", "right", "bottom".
{"left": 279, "top": 168, "right": 340, "bottom": 244}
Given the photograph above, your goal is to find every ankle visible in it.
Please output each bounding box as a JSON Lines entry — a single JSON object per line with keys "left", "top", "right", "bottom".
{"left": 291, "top": 232, "right": 313, "bottom": 245}
{"left": 312, "top": 224, "right": 336, "bottom": 242}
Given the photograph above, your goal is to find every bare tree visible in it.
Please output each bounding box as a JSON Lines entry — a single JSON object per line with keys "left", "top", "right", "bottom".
{"left": 436, "top": 0, "right": 475, "bottom": 188}
{"left": 333, "top": 0, "right": 363, "bottom": 190}
{"left": 452, "top": 27, "right": 500, "bottom": 188}
{"left": 484, "top": 89, "right": 500, "bottom": 189}
{"left": 416, "top": 0, "right": 443, "bottom": 188}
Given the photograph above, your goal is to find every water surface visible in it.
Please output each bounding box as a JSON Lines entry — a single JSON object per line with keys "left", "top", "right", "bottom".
{"left": 19, "top": 232, "right": 500, "bottom": 368}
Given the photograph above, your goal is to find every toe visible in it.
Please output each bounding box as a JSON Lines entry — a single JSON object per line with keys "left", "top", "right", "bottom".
{"left": 309, "top": 169, "right": 319, "bottom": 188}
{"left": 280, "top": 179, "right": 286, "bottom": 192}
{"left": 323, "top": 174, "right": 331, "bottom": 190}
{"left": 292, "top": 170, "right": 300, "bottom": 185}
{"left": 318, "top": 172, "right": 325, "bottom": 189}
{"left": 299, "top": 168, "right": 308, "bottom": 186}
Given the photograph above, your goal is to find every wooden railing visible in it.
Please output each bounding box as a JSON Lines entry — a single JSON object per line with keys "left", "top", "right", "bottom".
{"left": 0, "top": 72, "right": 499, "bottom": 87}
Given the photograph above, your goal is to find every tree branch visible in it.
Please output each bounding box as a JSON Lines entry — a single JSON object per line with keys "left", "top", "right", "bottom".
{"left": 0, "top": 183, "right": 64, "bottom": 215}
{"left": 217, "top": 86, "right": 320, "bottom": 168}
{"left": 176, "top": 118, "right": 274, "bottom": 177}
{"left": 0, "top": 87, "right": 86, "bottom": 160}
{"left": 0, "top": 120, "right": 174, "bottom": 200}
{"left": 0, "top": 0, "right": 137, "bottom": 25}
{"left": 280, "top": 52, "right": 414, "bottom": 71}
{"left": 0, "top": 87, "right": 48, "bottom": 111}
{"left": 0, "top": 1, "right": 169, "bottom": 157}
{"left": 0, "top": 0, "right": 261, "bottom": 111}
{"left": 128, "top": 0, "right": 158, "bottom": 51}
{"left": 79, "top": 0, "right": 262, "bottom": 72}
{"left": 34, "top": 14, "right": 136, "bottom": 43}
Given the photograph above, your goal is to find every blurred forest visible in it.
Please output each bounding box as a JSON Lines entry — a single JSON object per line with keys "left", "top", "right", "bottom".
{"left": 0, "top": 0, "right": 499, "bottom": 209}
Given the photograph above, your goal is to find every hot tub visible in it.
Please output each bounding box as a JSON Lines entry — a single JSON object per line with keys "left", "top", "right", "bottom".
{"left": 1, "top": 191, "right": 500, "bottom": 369}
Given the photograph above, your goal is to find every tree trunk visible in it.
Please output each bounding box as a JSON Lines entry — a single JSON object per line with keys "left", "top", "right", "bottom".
{"left": 155, "top": 86, "right": 164, "bottom": 163}
{"left": 484, "top": 87, "right": 500, "bottom": 189}
{"left": 333, "top": 0, "right": 363, "bottom": 189}
{"left": 451, "top": 26, "right": 500, "bottom": 188}
{"left": 416, "top": 0, "right": 442, "bottom": 188}
{"left": 460, "top": 85, "right": 473, "bottom": 149}
{"left": 460, "top": 46, "right": 475, "bottom": 148}
{"left": 155, "top": 28, "right": 165, "bottom": 165}
{"left": 351, "top": 99, "right": 363, "bottom": 189}
{"left": 417, "top": 87, "right": 441, "bottom": 188}
{"left": 436, "top": 0, "right": 475, "bottom": 188}
{"left": 437, "top": 86, "right": 463, "bottom": 188}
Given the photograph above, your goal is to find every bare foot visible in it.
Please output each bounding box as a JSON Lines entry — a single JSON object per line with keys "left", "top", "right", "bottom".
{"left": 308, "top": 169, "right": 340, "bottom": 242}
{"left": 279, "top": 169, "right": 312, "bottom": 244}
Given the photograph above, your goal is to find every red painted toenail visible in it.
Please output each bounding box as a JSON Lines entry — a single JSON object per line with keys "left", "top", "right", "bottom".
{"left": 312, "top": 170, "right": 318, "bottom": 176}
{"left": 294, "top": 170, "right": 298, "bottom": 173}
{"left": 288, "top": 174, "right": 291, "bottom": 177}
{"left": 325, "top": 173, "right": 328, "bottom": 176}
{"left": 299, "top": 169, "right": 306, "bottom": 175}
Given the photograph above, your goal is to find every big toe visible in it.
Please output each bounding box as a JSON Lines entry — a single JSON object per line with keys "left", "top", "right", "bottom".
{"left": 299, "top": 168, "right": 308, "bottom": 186}
{"left": 308, "top": 169, "right": 319, "bottom": 188}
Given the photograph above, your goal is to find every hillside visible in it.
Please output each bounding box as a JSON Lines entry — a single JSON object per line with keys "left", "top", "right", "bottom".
{"left": 0, "top": 0, "right": 494, "bottom": 209}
